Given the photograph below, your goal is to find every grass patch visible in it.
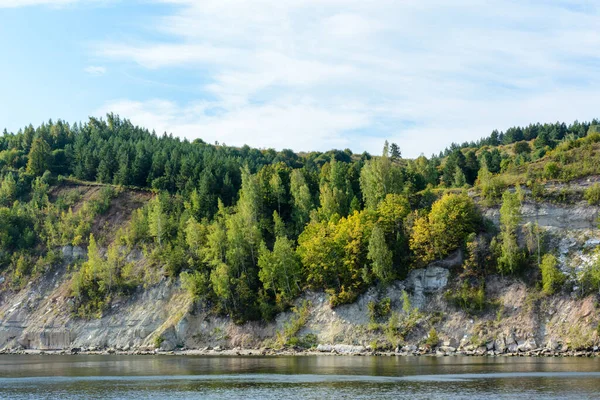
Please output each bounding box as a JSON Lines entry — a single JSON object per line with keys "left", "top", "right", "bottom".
{"left": 275, "top": 300, "right": 311, "bottom": 348}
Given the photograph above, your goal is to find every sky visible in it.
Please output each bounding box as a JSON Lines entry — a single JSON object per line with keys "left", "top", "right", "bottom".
{"left": 0, "top": 0, "right": 599, "bottom": 157}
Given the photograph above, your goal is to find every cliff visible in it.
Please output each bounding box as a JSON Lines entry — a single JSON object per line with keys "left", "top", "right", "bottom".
{"left": 1, "top": 187, "right": 600, "bottom": 356}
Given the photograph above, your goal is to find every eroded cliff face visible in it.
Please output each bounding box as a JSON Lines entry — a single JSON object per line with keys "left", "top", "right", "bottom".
{"left": 1, "top": 200, "right": 600, "bottom": 355}
{"left": 483, "top": 200, "right": 600, "bottom": 231}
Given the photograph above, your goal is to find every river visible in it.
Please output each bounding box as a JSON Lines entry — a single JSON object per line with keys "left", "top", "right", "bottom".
{"left": 1, "top": 354, "right": 599, "bottom": 399}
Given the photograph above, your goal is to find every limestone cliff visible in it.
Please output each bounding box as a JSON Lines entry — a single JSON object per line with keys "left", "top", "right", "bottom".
{"left": 1, "top": 194, "right": 600, "bottom": 356}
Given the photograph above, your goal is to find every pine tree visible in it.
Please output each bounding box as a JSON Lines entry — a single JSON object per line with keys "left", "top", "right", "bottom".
{"left": 390, "top": 143, "right": 401, "bottom": 159}
{"left": 453, "top": 165, "right": 466, "bottom": 187}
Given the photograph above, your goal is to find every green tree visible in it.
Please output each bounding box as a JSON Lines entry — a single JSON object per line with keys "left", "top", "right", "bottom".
{"left": 464, "top": 150, "right": 479, "bottom": 184}
{"left": 181, "top": 271, "right": 209, "bottom": 302}
{"left": 210, "top": 261, "right": 231, "bottom": 307}
{"left": 410, "top": 192, "right": 479, "bottom": 265}
{"left": 0, "top": 173, "right": 17, "bottom": 206}
{"left": 258, "top": 236, "right": 303, "bottom": 306}
{"left": 298, "top": 210, "right": 375, "bottom": 306}
{"left": 70, "top": 235, "right": 111, "bottom": 317}
{"left": 367, "top": 225, "right": 393, "bottom": 283}
{"left": 376, "top": 194, "right": 411, "bottom": 235}
{"left": 441, "top": 149, "right": 466, "bottom": 187}
{"left": 477, "top": 164, "right": 505, "bottom": 202}
{"left": 540, "top": 253, "right": 565, "bottom": 295}
{"left": 185, "top": 216, "right": 209, "bottom": 261}
{"left": 534, "top": 130, "right": 551, "bottom": 149}
{"left": 497, "top": 190, "right": 525, "bottom": 274}
{"left": 453, "top": 165, "right": 466, "bottom": 187}
{"left": 319, "top": 158, "right": 354, "bottom": 220}
{"left": 269, "top": 172, "right": 285, "bottom": 216}
{"left": 376, "top": 193, "right": 411, "bottom": 274}
{"left": 462, "top": 233, "right": 491, "bottom": 277}
{"left": 359, "top": 141, "right": 403, "bottom": 209}
{"left": 390, "top": 142, "right": 401, "bottom": 160}
{"left": 290, "top": 169, "right": 314, "bottom": 235}
{"left": 26, "top": 137, "right": 51, "bottom": 176}
{"left": 148, "top": 196, "right": 167, "bottom": 246}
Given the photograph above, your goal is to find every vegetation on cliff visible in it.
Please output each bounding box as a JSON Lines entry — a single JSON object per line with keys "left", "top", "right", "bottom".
{"left": 1, "top": 115, "right": 600, "bottom": 322}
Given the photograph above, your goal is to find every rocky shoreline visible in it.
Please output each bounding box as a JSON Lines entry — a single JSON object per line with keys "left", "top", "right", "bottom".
{"left": 2, "top": 344, "right": 599, "bottom": 358}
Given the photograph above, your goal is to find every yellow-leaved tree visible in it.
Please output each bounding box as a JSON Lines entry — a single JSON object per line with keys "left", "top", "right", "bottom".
{"left": 410, "top": 192, "right": 480, "bottom": 266}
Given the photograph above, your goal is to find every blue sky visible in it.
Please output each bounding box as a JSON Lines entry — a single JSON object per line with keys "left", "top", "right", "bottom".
{"left": 0, "top": 0, "right": 599, "bottom": 157}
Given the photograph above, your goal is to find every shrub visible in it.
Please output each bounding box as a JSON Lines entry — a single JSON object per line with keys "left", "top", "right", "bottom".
{"left": 402, "top": 290, "right": 412, "bottom": 314}
{"left": 327, "top": 286, "right": 359, "bottom": 308}
{"left": 275, "top": 300, "right": 311, "bottom": 348}
{"left": 159, "top": 244, "right": 187, "bottom": 277}
{"left": 584, "top": 183, "right": 600, "bottom": 205}
{"left": 70, "top": 237, "right": 134, "bottom": 318}
{"left": 153, "top": 335, "right": 165, "bottom": 349}
{"left": 370, "top": 339, "right": 382, "bottom": 351}
{"left": 368, "top": 297, "right": 392, "bottom": 322}
{"left": 93, "top": 186, "right": 116, "bottom": 214}
{"left": 514, "top": 141, "right": 531, "bottom": 154}
{"left": 544, "top": 162, "right": 560, "bottom": 179}
{"left": 529, "top": 180, "right": 547, "bottom": 200}
{"left": 385, "top": 307, "right": 422, "bottom": 347}
{"left": 446, "top": 281, "right": 486, "bottom": 314}
{"left": 531, "top": 148, "right": 546, "bottom": 160}
{"left": 463, "top": 234, "right": 491, "bottom": 277}
{"left": 580, "top": 253, "right": 600, "bottom": 295}
{"left": 384, "top": 312, "right": 401, "bottom": 347}
{"left": 289, "top": 333, "right": 318, "bottom": 349}
{"left": 426, "top": 327, "right": 439, "bottom": 347}
{"left": 540, "top": 254, "right": 565, "bottom": 295}
{"left": 11, "top": 254, "right": 33, "bottom": 287}
{"left": 478, "top": 166, "right": 507, "bottom": 203}
{"left": 181, "top": 271, "right": 209, "bottom": 302}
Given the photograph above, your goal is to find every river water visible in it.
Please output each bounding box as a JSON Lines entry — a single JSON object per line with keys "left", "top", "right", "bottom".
{"left": 1, "top": 354, "right": 599, "bottom": 399}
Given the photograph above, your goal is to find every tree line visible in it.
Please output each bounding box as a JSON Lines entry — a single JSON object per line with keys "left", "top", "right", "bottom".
{"left": 1, "top": 115, "right": 599, "bottom": 320}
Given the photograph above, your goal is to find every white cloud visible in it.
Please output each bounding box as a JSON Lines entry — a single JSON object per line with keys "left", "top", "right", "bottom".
{"left": 84, "top": 66, "right": 106, "bottom": 76}
{"left": 95, "top": 0, "right": 600, "bottom": 156}
{"left": 97, "top": 98, "right": 371, "bottom": 151}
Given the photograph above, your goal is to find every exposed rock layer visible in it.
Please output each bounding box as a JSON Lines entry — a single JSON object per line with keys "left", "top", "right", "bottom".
{"left": 1, "top": 200, "right": 600, "bottom": 354}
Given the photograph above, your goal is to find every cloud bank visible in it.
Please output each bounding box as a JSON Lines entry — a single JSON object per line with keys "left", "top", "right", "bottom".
{"left": 94, "top": 0, "right": 600, "bottom": 156}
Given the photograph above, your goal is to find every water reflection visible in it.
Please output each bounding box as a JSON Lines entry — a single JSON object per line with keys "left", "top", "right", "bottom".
{"left": 1, "top": 355, "right": 599, "bottom": 399}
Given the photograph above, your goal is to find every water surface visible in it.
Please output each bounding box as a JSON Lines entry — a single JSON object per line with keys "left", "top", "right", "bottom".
{"left": 1, "top": 354, "right": 599, "bottom": 399}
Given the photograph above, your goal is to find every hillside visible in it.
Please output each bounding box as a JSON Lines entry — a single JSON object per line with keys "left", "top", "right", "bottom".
{"left": 2, "top": 116, "right": 600, "bottom": 355}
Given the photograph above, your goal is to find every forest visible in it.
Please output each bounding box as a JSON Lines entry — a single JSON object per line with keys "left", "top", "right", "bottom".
{"left": 1, "top": 114, "right": 600, "bottom": 322}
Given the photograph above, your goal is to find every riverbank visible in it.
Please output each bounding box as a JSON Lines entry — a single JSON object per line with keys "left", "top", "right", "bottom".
{"left": 2, "top": 345, "right": 600, "bottom": 358}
